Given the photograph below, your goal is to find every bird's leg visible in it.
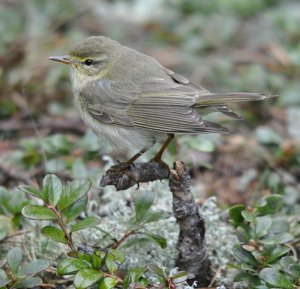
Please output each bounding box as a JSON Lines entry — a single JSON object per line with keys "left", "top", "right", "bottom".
{"left": 151, "top": 133, "right": 174, "bottom": 166}
{"left": 114, "top": 147, "right": 148, "bottom": 188}
{"left": 126, "top": 147, "right": 148, "bottom": 164}
{"left": 110, "top": 148, "right": 148, "bottom": 186}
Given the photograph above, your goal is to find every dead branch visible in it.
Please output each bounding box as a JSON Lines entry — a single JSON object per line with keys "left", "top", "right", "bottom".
{"left": 101, "top": 160, "right": 212, "bottom": 286}
{"left": 169, "top": 161, "right": 211, "bottom": 287}
{"left": 100, "top": 161, "right": 170, "bottom": 190}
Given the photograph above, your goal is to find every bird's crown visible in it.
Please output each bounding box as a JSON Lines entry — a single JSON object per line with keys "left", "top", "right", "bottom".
{"left": 69, "top": 36, "right": 120, "bottom": 59}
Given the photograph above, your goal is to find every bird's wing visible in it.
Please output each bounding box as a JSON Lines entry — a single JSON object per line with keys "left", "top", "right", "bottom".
{"left": 80, "top": 79, "right": 136, "bottom": 126}
{"left": 163, "top": 66, "right": 243, "bottom": 119}
{"left": 81, "top": 78, "right": 229, "bottom": 134}
{"left": 127, "top": 78, "right": 229, "bottom": 133}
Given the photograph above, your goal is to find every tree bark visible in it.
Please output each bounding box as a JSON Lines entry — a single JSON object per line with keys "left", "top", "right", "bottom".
{"left": 100, "top": 161, "right": 170, "bottom": 190}
{"left": 100, "top": 160, "right": 212, "bottom": 286}
{"left": 169, "top": 161, "right": 211, "bottom": 287}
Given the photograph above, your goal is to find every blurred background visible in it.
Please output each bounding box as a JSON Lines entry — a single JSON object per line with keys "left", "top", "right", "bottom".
{"left": 0, "top": 0, "right": 299, "bottom": 206}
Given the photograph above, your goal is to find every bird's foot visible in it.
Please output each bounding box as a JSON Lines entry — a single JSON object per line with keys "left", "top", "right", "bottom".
{"left": 149, "top": 156, "right": 169, "bottom": 169}
{"left": 110, "top": 160, "right": 135, "bottom": 173}
{"left": 107, "top": 161, "right": 140, "bottom": 189}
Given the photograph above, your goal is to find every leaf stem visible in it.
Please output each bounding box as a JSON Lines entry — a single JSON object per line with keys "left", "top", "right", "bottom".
{"left": 110, "top": 229, "right": 136, "bottom": 249}
{"left": 47, "top": 204, "right": 75, "bottom": 251}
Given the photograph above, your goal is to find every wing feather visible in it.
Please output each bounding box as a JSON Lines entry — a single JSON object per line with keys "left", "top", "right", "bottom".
{"left": 127, "top": 79, "right": 229, "bottom": 133}
{"left": 81, "top": 78, "right": 230, "bottom": 134}
{"left": 163, "top": 66, "right": 244, "bottom": 119}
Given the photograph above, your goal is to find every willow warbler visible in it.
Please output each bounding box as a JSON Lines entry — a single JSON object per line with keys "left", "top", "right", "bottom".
{"left": 49, "top": 36, "right": 269, "bottom": 163}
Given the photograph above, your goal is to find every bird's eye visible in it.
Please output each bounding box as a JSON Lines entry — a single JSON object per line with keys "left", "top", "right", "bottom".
{"left": 84, "top": 59, "right": 93, "bottom": 66}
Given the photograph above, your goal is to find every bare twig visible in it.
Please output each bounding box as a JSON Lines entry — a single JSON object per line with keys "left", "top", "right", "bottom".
{"left": 169, "top": 161, "right": 211, "bottom": 287}
{"left": 100, "top": 161, "right": 170, "bottom": 190}
{"left": 110, "top": 229, "right": 137, "bottom": 249}
{"left": 5, "top": 230, "right": 31, "bottom": 239}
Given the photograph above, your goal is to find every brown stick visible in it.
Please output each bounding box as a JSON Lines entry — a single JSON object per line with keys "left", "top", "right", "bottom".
{"left": 100, "top": 161, "right": 170, "bottom": 190}
{"left": 169, "top": 161, "right": 211, "bottom": 287}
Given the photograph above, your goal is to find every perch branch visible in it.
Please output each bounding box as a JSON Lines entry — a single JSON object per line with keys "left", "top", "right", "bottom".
{"left": 169, "top": 161, "right": 211, "bottom": 287}
{"left": 100, "top": 161, "right": 170, "bottom": 190}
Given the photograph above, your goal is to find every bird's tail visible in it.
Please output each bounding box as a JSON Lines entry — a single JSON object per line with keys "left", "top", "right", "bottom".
{"left": 195, "top": 92, "right": 272, "bottom": 106}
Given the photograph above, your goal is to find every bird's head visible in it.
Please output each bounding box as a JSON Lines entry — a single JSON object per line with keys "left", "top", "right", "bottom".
{"left": 49, "top": 36, "right": 120, "bottom": 81}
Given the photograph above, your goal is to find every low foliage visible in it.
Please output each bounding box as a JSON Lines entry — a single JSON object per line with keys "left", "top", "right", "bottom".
{"left": 16, "top": 174, "right": 189, "bottom": 289}
{"left": 0, "top": 247, "right": 49, "bottom": 288}
{"left": 229, "top": 194, "right": 300, "bottom": 288}
{"left": 0, "top": 187, "right": 29, "bottom": 241}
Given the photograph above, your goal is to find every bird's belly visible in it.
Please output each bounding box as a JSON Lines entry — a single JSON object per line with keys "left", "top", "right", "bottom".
{"left": 74, "top": 96, "right": 160, "bottom": 152}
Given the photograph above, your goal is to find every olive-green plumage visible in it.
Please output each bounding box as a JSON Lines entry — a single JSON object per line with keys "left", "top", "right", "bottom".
{"left": 49, "top": 36, "right": 270, "bottom": 160}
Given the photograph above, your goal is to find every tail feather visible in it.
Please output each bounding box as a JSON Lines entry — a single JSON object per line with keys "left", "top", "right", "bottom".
{"left": 195, "top": 92, "right": 272, "bottom": 106}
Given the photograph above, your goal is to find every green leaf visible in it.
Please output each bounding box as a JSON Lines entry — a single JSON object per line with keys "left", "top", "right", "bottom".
{"left": 105, "top": 250, "right": 124, "bottom": 273}
{"left": 234, "top": 272, "right": 261, "bottom": 286}
{"left": 171, "top": 271, "right": 189, "bottom": 284}
{"left": 22, "top": 205, "right": 57, "bottom": 220}
{"left": 18, "top": 185, "right": 42, "bottom": 199}
{"left": 280, "top": 257, "right": 300, "bottom": 278}
{"left": 0, "top": 188, "right": 29, "bottom": 215}
{"left": 14, "top": 277, "right": 42, "bottom": 288}
{"left": 236, "top": 227, "right": 250, "bottom": 243}
{"left": 229, "top": 204, "right": 246, "bottom": 225}
{"left": 99, "top": 277, "right": 119, "bottom": 289}
{"left": 74, "top": 269, "right": 102, "bottom": 289}
{"left": 43, "top": 174, "right": 62, "bottom": 206}
{"left": 233, "top": 245, "right": 258, "bottom": 266}
{"left": 7, "top": 247, "right": 23, "bottom": 274}
{"left": 17, "top": 259, "right": 50, "bottom": 277}
{"left": 58, "top": 179, "right": 91, "bottom": 211}
{"left": 105, "top": 255, "right": 118, "bottom": 273}
{"left": 41, "top": 226, "right": 67, "bottom": 244}
{"left": 260, "top": 232, "right": 294, "bottom": 245}
{"left": 123, "top": 266, "right": 147, "bottom": 289}
{"left": 148, "top": 264, "right": 166, "bottom": 278}
{"left": 286, "top": 264, "right": 300, "bottom": 278}
{"left": 142, "top": 232, "right": 167, "bottom": 248}
{"left": 280, "top": 256, "right": 296, "bottom": 268}
{"left": 141, "top": 210, "right": 171, "bottom": 224}
{"left": 91, "top": 252, "right": 102, "bottom": 270}
{"left": 57, "top": 258, "right": 91, "bottom": 275}
{"left": 0, "top": 269, "right": 9, "bottom": 287}
{"left": 255, "top": 195, "right": 283, "bottom": 215}
{"left": 71, "top": 216, "right": 100, "bottom": 232}
{"left": 110, "top": 249, "right": 124, "bottom": 264}
{"left": 120, "top": 237, "right": 153, "bottom": 248}
{"left": 268, "top": 247, "right": 290, "bottom": 264}
{"left": 259, "top": 268, "right": 293, "bottom": 289}
{"left": 128, "top": 266, "right": 147, "bottom": 283}
{"left": 241, "top": 210, "right": 255, "bottom": 223}
{"left": 135, "top": 191, "right": 154, "bottom": 222}
{"left": 62, "top": 195, "right": 88, "bottom": 223}
{"left": 255, "top": 216, "right": 272, "bottom": 238}
{"left": 269, "top": 218, "right": 290, "bottom": 234}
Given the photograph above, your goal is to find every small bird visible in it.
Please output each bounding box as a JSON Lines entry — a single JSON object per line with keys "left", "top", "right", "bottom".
{"left": 49, "top": 36, "right": 269, "bottom": 165}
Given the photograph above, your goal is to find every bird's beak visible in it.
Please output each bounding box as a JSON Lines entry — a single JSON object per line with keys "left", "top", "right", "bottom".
{"left": 48, "top": 55, "right": 71, "bottom": 65}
